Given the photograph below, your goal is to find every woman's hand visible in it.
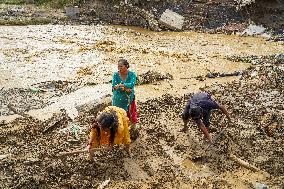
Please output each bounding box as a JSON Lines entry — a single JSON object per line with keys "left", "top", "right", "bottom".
{"left": 125, "top": 144, "right": 132, "bottom": 158}
{"left": 125, "top": 88, "right": 132, "bottom": 93}
{"left": 114, "top": 84, "right": 125, "bottom": 90}
{"left": 87, "top": 144, "right": 92, "bottom": 152}
{"left": 87, "top": 144, "right": 94, "bottom": 161}
{"left": 120, "top": 85, "right": 126, "bottom": 91}
{"left": 114, "top": 85, "right": 119, "bottom": 90}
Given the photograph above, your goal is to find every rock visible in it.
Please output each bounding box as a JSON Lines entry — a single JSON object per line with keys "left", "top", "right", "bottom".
{"left": 159, "top": 9, "right": 184, "bottom": 30}
{"left": 254, "top": 182, "right": 269, "bottom": 189}
{"left": 65, "top": 6, "right": 80, "bottom": 20}
{"left": 241, "top": 24, "right": 266, "bottom": 36}
{"left": 76, "top": 96, "right": 111, "bottom": 116}
{"left": 24, "top": 157, "right": 40, "bottom": 164}
{"left": 137, "top": 71, "right": 173, "bottom": 85}
{"left": 0, "top": 154, "right": 11, "bottom": 160}
{"left": 237, "top": 0, "right": 256, "bottom": 9}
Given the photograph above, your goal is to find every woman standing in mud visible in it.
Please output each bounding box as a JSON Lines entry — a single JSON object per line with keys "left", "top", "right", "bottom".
{"left": 87, "top": 106, "right": 131, "bottom": 161}
{"left": 112, "top": 59, "right": 138, "bottom": 138}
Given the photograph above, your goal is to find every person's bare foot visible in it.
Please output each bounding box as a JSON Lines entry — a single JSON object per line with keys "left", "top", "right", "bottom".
{"left": 180, "top": 127, "right": 188, "bottom": 133}
{"left": 87, "top": 156, "right": 94, "bottom": 162}
{"left": 125, "top": 145, "right": 132, "bottom": 158}
{"left": 127, "top": 151, "right": 132, "bottom": 158}
{"left": 206, "top": 0, "right": 215, "bottom": 4}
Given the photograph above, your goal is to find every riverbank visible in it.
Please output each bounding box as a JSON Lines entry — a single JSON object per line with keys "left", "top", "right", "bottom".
{"left": 0, "top": 0, "right": 284, "bottom": 36}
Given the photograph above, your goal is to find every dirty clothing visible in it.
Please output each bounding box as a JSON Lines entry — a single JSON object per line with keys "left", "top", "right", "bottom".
{"left": 127, "top": 98, "right": 138, "bottom": 125}
{"left": 182, "top": 92, "right": 219, "bottom": 127}
{"left": 89, "top": 106, "right": 131, "bottom": 148}
{"left": 112, "top": 71, "right": 136, "bottom": 111}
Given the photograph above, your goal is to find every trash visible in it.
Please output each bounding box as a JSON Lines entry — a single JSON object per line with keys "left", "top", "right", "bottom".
{"left": 24, "top": 157, "right": 40, "bottom": 165}
{"left": 0, "top": 154, "right": 11, "bottom": 161}
{"left": 250, "top": 71, "right": 258, "bottom": 78}
{"left": 159, "top": 9, "right": 184, "bottom": 30}
{"left": 254, "top": 182, "right": 269, "bottom": 189}
{"left": 47, "top": 84, "right": 55, "bottom": 92}
{"left": 206, "top": 71, "right": 242, "bottom": 78}
{"left": 58, "top": 123, "right": 84, "bottom": 140}
{"left": 241, "top": 24, "right": 266, "bottom": 36}
{"left": 97, "top": 178, "right": 111, "bottom": 189}
{"left": 30, "top": 87, "right": 40, "bottom": 93}
{"left": 65, "top": 106, "right": 79, "bottom": 121}
{"left": 65, "top": 6, "right": 80, "bottom": 20}
{"left": 137, "top": 71, "right": 173, "bottom": 85}
{"left": 260, "top": 33, "right": 271, "bottom": 39}
{"left": 237, "top": 0, "right": 256, "bottom": 9}
{"left": 29, "top": 87, "right": 48, "bottom": 93}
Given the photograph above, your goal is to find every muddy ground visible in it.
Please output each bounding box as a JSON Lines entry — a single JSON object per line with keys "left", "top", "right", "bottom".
{"left": 0, "top": 23, "right": 284, "bottom": 188}
{"left": 0, "top": 56, "right": 283, "bottom": 189}
{"left": 0, "top": 1, "right": 284, "bottom": 188}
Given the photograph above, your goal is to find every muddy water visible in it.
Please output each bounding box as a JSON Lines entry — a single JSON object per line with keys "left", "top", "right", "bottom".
{"left": 0, "top": 28, "right": 283, "bottom": 188}
{"left": 1, "top": 25, "right": 283, "bottom": 99}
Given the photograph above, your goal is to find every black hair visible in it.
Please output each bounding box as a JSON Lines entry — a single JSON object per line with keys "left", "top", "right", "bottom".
{"left": 189, "top": 106, "right": 202, "bottom": 120}
{"left": 92, "top": 121, "right": 100, "bottom": 144}
{"left": 96, "top": 111, "right": 119, "bottom": 144}
{"left": 118, "top": 58, "right": 129, "bottom": 69}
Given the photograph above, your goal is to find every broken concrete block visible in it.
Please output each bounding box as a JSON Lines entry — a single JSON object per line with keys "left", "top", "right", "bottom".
{"left": 241, "top": 24, "right": 266, "bottom": 36}
{"left": 65, "top": 6, "right": 80, "bottom": 19}
{"left": 159, "top": 9, "right": 184, "bottom": 30}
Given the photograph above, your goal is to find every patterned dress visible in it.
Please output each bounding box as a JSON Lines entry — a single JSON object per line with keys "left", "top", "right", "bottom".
{"left": 112, "top": 71, "right": 136, "bottom": 111}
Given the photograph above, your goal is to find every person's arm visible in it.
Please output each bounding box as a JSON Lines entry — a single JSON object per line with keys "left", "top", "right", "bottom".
{"left": 112, "top": 73, "right": 120, "bottom": 91}
{"left": 207, "top": 93, "right": 232, "bottom": 122}
{"left": 87, "top": 128, "right": 96, "bottom": 150}
{"left": 218, "top": 105, "right": 231, "bottom": 122}
{"left": 87, "top": 128, "right": 97, "bottom": 161}
{"left": 196, "top": 119, "right": 212, "bottom": 143}
{"left": 121, "top": 113, "right": 132, "bottom": 157}
{"left": 182, "top": 119, "right": 189, "bottom": 132}
{"left": 122, "top": 72, "right": 136, "bottom": 89}
{"left": 181, "top": 101, "right": 191, "bottom": 132}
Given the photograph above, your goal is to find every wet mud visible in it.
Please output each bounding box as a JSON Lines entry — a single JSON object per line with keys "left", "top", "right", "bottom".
{"left": 0, "top": 59, "right": 283, "bottom": 188}
{"left": 0, "top": 24, "right": 284, "bottom": 188}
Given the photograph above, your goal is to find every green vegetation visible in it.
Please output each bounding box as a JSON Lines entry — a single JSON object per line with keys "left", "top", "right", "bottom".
{"left": 35, "top": 0, "right": 81, "bottom": 8}
{"left": 0, "top": 17, "right": 52, "bottom": 25}
{"left": 0, "top": 0, "right": 27, "bottom": 5}
{"left": 0, "top": 0, "right": 81, "bottom": 8}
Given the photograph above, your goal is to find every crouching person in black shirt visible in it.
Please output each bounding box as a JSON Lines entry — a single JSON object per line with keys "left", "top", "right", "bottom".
{"left": 181, "top": 92, "right": 231, "bottom": 144}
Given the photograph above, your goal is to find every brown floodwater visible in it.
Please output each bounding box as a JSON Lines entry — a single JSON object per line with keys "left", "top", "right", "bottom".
{"left": 1, "top": 25, "right": 283, "bottom": 100}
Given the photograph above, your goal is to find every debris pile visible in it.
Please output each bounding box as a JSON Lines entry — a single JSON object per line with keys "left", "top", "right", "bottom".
{"left": 0, "top": 80, "right": 83, "bottom": 116}
{"left": 0, "top": 56, "right": 283, "bottom": 188}
{"left": 227, "top": 54, "right": 284, "bottom": 64}
{"left": 137, "top": 71, "right": 173, "bottom": 85}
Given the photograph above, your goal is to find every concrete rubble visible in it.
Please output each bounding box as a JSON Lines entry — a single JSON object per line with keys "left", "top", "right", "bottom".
{"left": 159, "top": 9, "right": 184, "bottom": 30}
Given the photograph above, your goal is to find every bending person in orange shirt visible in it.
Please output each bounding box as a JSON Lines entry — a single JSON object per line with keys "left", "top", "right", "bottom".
{"left": 87, "top": 106, "right": 131, "bottom": 161}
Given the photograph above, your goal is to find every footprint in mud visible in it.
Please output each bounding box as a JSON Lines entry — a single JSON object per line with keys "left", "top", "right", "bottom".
{"left": 123, "top": 158, "right": 150, "bottom": 181}
{"left": 159, "top": 139, "right": 214, "bottom": 179}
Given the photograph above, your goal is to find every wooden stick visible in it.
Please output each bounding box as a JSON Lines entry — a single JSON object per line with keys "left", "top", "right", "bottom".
{"left": 192, "top": 116, "right": 226, "bottom": 161}
{"left": 59, "top": 156, "right": 68, "bottom": 169}
{"left": 229, "top": 154, "right": 260, "bottom": 172}
{"left": 7, "top": 104, "right": 32, "bottom": 119}
{"left": 57, "top": 149, "right": 89, "bottom": 157}
{"left": 179, "top": 77, "right": 193, "bottom": 80}
{"left": 204, "top": 116, "right": 226, "bottom": 151}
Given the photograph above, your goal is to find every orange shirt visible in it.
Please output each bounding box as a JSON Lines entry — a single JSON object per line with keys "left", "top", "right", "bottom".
{"left": 89, "top": 106, "right": 131, "bottom": 147}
